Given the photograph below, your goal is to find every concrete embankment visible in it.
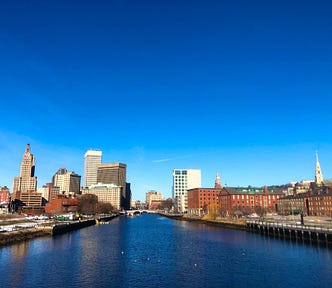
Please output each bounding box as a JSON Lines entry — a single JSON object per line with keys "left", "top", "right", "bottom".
{"left": 0, "top": 215, "right": 119, "bottom": 247}
{"left": 52, "top": 219, "right": 96, "bottom": 235}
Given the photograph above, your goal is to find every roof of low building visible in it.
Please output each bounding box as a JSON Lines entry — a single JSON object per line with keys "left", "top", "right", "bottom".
{"left": 225, "top": 187, "right": 284, "bottom": 195}
{"left": 87, "top": 183, "right": 121, "bottom": 189}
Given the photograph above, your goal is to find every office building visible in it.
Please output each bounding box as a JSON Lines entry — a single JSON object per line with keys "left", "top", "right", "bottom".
{"left": 53, "top": 168, "right": 81, "bottom": 196}
{"left": 82, "top": 183, "right": 121, "bottom": 210}
{"left": 84, "top": 150, "right": 102, "bottom": 187}
{"left": 146, "top": 190, "right": 162, "bottom": 209}
{"left": 37, "top": 186, "right": 50, "bottom": 201}
{"left": 173, "top": 169, "right": 201, "bottom": 212}
{"left": 20, "top": 192, "right": 43, "bottom": 207}
{"left": 97, "top": 163, "right": 127, "bottom": 209}
{"left": 125, "top": 183, "right": 132, "bottom": 210}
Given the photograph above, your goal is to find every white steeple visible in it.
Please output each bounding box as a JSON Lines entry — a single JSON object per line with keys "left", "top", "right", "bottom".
{"left": 215, "top": 172, "right": 222, "bottom": 189}
{"left": 315, "top": 151, "right": 323, "bottom": 185}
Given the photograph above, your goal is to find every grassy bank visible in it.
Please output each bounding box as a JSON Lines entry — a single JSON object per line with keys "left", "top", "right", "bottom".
{"left": 160, "top": 213, "right": 246, "bottom": 230}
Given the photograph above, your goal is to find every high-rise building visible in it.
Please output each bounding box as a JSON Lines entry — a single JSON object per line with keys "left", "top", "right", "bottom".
{"left": 315, "top": 151, "right": 324, "bottom": 185}
{"left": 125, "top": 183, "right": 132, "bottom": 210}
{"left": 173, "top": 169, "right": 201, "bottom": 212}
{"left": 53, "top": 168, "right": 81, "bottom": 196}
{"left": 97, "top": 163, "right": 127, "bottom": 209}
{"left": 84, "top": 150, "right": 102, "bottom": 187}
{"left": 12, "top": 144, "right": 37, "bottom": 200}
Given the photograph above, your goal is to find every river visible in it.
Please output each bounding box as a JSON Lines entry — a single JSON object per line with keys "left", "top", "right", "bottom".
{"left": 1, "top": 214, "right": 331, "bottom": 288}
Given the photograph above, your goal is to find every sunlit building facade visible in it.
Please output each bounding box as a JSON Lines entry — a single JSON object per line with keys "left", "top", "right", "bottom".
{"left": 173, "top": 169, "right": 201, "bottom": 212}
{"left": 97, "top": 163, "right": 127, "bottom": 209}
{"left": 84, "top": 150, "right": 102, "bottom": 187}
{"left": 53, "top": 168, "right": 81, "bottom": 196}
{"left": 82, "top": 183, "right": 121, "bottom": 210}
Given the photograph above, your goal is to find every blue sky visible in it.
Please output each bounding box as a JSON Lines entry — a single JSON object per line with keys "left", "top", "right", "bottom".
{"left": 1, "top": 0, "right": 332, "bottom": 200}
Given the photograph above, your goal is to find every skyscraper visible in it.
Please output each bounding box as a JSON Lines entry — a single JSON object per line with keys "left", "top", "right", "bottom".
{"left": 172, "top": 169, "right": 201, "bottom": 212}
{"left": 97, "top": 163, "right": 127, "bottom": 209}
{"left": 84, "top": 150, "right": 102, "bottom": 187}
{"left": 12, "top": 144, "right": 37, "bottom": 200}
{"left": 315, "top": 151, "right": 324, "bottom": 185}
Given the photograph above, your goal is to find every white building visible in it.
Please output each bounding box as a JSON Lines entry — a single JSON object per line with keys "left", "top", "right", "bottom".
{"left": 173, "top": 169, "right": 201, "bottom": 212}
{"left": 84, "top": 150, "right": 102, "bottom": 187}
{"left": 82, "top": 183, "right": 121, "bottom": 210}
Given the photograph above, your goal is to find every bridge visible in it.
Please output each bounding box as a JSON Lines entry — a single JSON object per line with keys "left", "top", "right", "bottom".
{"left": 122, "top": 210, "right": 157, "bottom": 215}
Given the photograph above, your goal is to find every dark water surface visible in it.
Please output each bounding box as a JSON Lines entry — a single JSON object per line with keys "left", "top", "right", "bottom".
{"left": 1, "top": 214, "right": 331, "bottom": 288}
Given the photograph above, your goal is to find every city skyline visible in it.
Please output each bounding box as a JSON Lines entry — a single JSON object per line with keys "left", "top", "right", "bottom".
{"left": 1, "top": 1, "right": 332, "bottom": 200}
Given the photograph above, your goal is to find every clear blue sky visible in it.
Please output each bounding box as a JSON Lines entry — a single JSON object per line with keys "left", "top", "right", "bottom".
{"left": 1, "top": 0, "right": 332, "bottom": 201}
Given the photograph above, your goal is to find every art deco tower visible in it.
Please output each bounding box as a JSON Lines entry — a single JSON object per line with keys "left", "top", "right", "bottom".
{"left": 315, "top": 151, "right": 323, "bottom": 185}
{"left": 12, "top": 144, "right": 37, "bottom": 197}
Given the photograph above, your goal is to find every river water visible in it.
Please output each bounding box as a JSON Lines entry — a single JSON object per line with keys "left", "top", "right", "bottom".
{"left": 1, "top": 214, "right": 331, "bottom": 288}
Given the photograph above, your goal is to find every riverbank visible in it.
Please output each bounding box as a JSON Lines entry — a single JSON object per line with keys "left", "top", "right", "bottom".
{"left": 161, "top": 213, "right": 332, "bottom": 246}
{"left": 0, "top": 227, "right": 53, "bottom": 246}
{"left": 0, "top": 214, "right": 118, "bottom": 247}
{"left": 160, "top": 213, "right": 246, "bottom": 230}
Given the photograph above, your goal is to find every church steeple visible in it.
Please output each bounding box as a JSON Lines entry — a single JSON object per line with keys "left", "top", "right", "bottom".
{"left": 215, "top": 172, "right": 222, "bottom": 189}
{"left": 315, "top": 151, "right": 323, "bottom": 185}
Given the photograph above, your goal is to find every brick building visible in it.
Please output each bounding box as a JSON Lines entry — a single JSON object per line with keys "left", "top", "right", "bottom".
{"left": 146, "top": 190, "right": 162, "bottom": 209}
{"left": 277, "top": 185, "right": 332, "bottom": 217}
{"left": 187, "top": 185, "right": 284, "bottom": 217}
{"left": 187, "top": 188, "right": 223, "bottom": 216}
{"left": 45, "top": 194, "right": 78, "bottom": 215}
{"left": 222, "top": 186, "right": 284, "bottom": 216}
{"left": 149, "top": 198, "right": 173, "bottom": 211}
{"left": 0, "top": 186, "right": 9, "bottom": 203}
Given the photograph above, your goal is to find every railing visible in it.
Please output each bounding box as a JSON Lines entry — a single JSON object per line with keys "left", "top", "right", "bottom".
{"left": 246, "top": 219, "right": 332, "bottom": 233}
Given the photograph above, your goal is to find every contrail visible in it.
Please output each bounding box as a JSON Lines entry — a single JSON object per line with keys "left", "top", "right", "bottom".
{"left": 152, "top": 154, "right": 194, "bottom": 163}
{"left": 152, "top": 158, "right": 173, "bottom": 163}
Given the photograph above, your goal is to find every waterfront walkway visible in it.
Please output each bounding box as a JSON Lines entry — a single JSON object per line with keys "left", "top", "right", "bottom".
{"left": 246, "top": 216, "right": 332, "bottom": 245}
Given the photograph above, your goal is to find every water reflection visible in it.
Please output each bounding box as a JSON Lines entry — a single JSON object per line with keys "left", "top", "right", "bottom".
{"left": 1, "top": 214, "right": 332, "bottom": 288}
